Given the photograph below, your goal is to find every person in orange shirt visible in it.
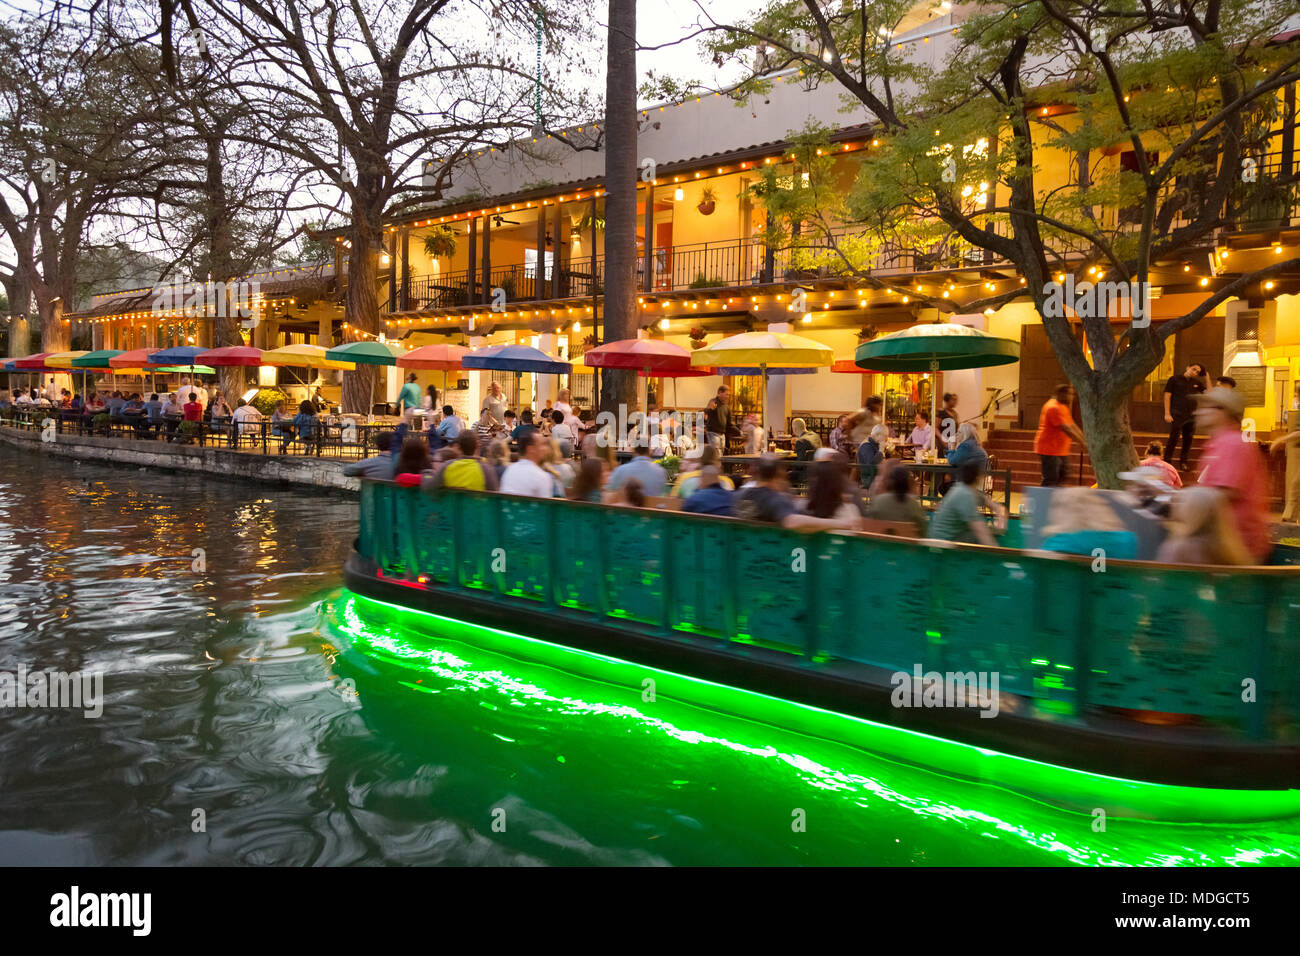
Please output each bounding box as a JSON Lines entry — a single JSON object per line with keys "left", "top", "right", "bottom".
{"left": 1033, "top": 384, "right": 1087, "bottom": 486}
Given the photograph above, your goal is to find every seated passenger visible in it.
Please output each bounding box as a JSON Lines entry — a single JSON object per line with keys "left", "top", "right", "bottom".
{"left": 1036, "top": 487, "right": 1138, "bottom": 559}
{"left": 1137, "top": 441, "right": 1182, "bottom": 488}
{"left": 799, "top": 459, "right": 859, "bottom": 524}
{"left": 682, "top": 466, "right": 735, "bottom": 517}
{"left": 929, "top": 461, "right": 1005, "bottom": 545}
{"left": 425, "top": 430, "right": 499, "bottom": 491}
{"left": 735, "top": 454, "right": 859, "bottom": 530}
{"left": 856, "top": 425, "right": 887, "bottom": 488}
{"left": 1155, "top": 486, "right": 1253, "bottom": 566}
{"left": 609, "top": 476, "right": 646, "bottom": 508}
{"left": 865, "top": 465, "right": 930, "bottom": 537}
{"left": 791, "top": 418, "right": 821, "bottom": 461}
{"left": 945, "top": 422, "right": 989, "bottom": 472}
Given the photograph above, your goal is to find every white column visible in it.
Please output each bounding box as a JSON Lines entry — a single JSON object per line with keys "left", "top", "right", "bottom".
{"left": 467, "top": 334, "right": 487, "bottom": 421}
{"left": 766, "top": 321, "right": 792, "bottom": 436}
{"left": 537, "top": 332, "right": 557, "bottom": 409}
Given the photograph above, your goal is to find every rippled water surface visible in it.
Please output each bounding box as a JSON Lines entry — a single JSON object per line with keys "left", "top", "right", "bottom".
{"left": 0, "top": 451, "right": 1297, "bottom": 866}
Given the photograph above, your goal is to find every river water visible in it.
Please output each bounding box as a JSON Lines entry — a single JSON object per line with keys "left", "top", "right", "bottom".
{"left": 0, "top": 450, "right": 1296, "bottom": 866}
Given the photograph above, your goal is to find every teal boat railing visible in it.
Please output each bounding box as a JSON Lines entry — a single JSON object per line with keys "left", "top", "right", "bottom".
{"left": 356, "top": 481, "right": 1300, "bottom": 742}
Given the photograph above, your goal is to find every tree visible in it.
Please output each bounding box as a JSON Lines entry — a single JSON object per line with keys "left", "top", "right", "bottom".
{"left": 702, "top": 0, "right": 1300, "bottom": 485}
{"left": 0, "top": 14, "right": 168, "bottom": 360}
{"left": 197, "top": 0, "right": 596, "bottom": 413}
{"left": 600, "top": 0, "right": 639, "bottom": 415}
{"left": 106, "top": 7, "right": 314, "bottom": 400}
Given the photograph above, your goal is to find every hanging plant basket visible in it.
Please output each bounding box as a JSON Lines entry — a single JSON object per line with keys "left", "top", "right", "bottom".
{"left": 688, "top": 326, "right": 707, "bottom": 350}
{"left": 857, "top": 324, "right": 880, "bottom": 342}
{"left": 696, "top": 186, "right": 717, "bottom": 216}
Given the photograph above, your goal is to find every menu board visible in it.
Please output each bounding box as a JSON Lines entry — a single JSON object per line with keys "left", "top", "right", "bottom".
{"left": 445, "top": 386, "right": 471, "bottom": 421}
{"left": 1231, "top": 366, "right": 1266, "bottom": 407}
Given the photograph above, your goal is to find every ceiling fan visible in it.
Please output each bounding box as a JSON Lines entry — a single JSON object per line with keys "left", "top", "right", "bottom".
{"left": 492, "top": 215, "right": 521, "bottom": 227}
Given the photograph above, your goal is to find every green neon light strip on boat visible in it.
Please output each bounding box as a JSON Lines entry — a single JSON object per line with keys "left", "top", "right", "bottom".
{"left": 329, "top": 590, "right": 1300, "bottom": 827}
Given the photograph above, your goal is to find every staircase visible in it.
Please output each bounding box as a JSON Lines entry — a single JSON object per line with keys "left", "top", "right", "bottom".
{"left": 984, "top": 426, "right": 1210, "bottom": 493}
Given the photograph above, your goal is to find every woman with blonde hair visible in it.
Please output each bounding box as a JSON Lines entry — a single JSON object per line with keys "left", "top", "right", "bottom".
{"left": 1037, "top": 487, "right": 1138, "bottom": 559}
{"left": 542, "top": 437, "right": 574, "bottom": 496}
{"left": 484, "top": 438, "right": 511, "bottom": 482}
{"left": 1156, "top": 486, "right": 1254, "bottom": 566}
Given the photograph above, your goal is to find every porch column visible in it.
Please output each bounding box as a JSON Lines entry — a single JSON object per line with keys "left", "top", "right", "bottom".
{"left": 399, "top": 226, "right": 410, "bottom": 312}
{"left": 535, "top": 205, "right": 547, "bottom": 301}
{"left": 553, "top": 201, "right": 564, "bottom": 298}
{"left": 643, "top": 180, "right": 654, "bottom": 292}
{"left": 481, "top": 213, "right": 492, "bottom": 304}
{"left": 537, "top": 331, "right": 558, "bottom": 409}
{"left": 467, "top": 216, "right": 478, "bottom": 304}
{"left": 467, "top": 334, "right": 487, "bottom": 419}
{"left": 764, "top": 320, "right": 792, "bottom": 435}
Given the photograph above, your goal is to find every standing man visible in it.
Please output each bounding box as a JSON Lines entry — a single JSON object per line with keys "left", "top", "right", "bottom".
{"left": 1033, "top": 384, "right": 1086, "bottom": 486}
{"left": 848, "top": 396, "right": 885, "bottom": 446}
{"left": 481, "top": 380, "right": 506, "bottom": 428}
{"left": 398, "top": 372, "right": 421, "bottom": 414}
{"left": 704, "top": 385, "right": 732, "bottom": 452}
{"left": 935, "top": 393, "right": 959, "bottom": 451}
{"left": 44, "top": 377, "right": 59, "bottom": 403}
{"left": 1163, "top": 362, "right": 1208, "bottom": 471}
{"left": 1197, "top": 387, "right": 1269, "bottom": 562}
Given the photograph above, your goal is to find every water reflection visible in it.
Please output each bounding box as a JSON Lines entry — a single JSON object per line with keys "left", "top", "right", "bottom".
{"left": 0, "top": 452, "right": 1297, "bottom": 866}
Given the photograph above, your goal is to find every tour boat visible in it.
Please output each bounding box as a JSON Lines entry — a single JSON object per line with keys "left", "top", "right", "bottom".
{"left": 336, "top": 479, "right": 1300, "bottom": 823}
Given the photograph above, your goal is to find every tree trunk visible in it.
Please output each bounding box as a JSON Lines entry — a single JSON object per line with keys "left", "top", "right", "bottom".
{"left": 1077, "top": 385, "right": 1139, "bottom": 489}
{"left": 40, "top": 295, "right": 69, "bottom": 353}
{"left": 599, "top": 0, "right": 638, "bottom": 415}
{"left": 3, "top": 272, "right": 33, "bottom": 357}
{"left": 342, "top": 216, "right": 381, "bottom": 414}
{"left": 204, "top": 124, "right": 246, "bottom": 403}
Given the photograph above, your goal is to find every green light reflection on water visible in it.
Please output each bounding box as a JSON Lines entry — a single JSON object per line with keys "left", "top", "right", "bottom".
{"left": 325, "top": 592, "right": 1300, "bottom": 867}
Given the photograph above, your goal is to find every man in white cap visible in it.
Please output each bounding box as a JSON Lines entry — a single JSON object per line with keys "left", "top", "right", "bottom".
{"left": 1195, "top": 386, "right": 1269, "bottom": 562}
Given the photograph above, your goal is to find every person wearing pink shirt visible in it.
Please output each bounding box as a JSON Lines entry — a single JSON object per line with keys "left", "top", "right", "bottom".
{"left": 1194, "top": 387, "right": 1270, "bottom": 562}
{"left": 1137, "top": 442, "right": 1182, "bottom": 488}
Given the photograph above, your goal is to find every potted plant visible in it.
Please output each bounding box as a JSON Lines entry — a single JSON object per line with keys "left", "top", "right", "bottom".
{"left": 92, "top": 412, "right": 110, "bottom": 436}
{"left": 176, "top": 420, "right": 202, "bottom": 444}
{"left": 422, "top": 226, "right": 457, "bottom": 259}
{"left": 857, "top": 324, "right": 880, "bottom": 341}
{"left": 659, "top": 454, "right": 681, "bottom": 481}
{"left": 688, "top": 272, "right": 725, "bottom": 289}
{"left": 688, "top": 327, "right": 707, "bottom": 350}
{"left": 696, "top": 186, "right": 717, "bottom": 216}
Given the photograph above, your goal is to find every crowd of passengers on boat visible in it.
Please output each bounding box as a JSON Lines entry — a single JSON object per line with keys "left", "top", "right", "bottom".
{"left": 348, "top": 373, "right": 1282, "bottom": 569}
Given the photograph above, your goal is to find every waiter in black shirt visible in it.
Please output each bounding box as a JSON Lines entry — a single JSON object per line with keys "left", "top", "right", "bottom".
{"left": 1163, "top": 363, "right": 1208, "bottom": 471}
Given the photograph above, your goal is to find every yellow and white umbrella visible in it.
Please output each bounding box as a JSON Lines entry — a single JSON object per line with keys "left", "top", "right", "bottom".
{"left": 690, "top": 331, "right": 833, "bottom": 430}
{"left": 260, "top": 344, "right": 355, "bottom": 370}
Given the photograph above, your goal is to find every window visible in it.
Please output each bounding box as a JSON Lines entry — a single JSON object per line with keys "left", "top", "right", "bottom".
{"left": 525, "top": 247, "right": 554, "bottom": 281}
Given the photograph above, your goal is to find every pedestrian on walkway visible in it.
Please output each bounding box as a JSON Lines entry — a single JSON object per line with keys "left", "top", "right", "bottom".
{"left": 1033, "top": 384, "right": 1086, "bottom": 486}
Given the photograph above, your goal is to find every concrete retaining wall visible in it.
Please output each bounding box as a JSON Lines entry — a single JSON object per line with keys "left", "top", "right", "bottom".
{"left": 0, "top": 426, "right": 360, "bottom": 492}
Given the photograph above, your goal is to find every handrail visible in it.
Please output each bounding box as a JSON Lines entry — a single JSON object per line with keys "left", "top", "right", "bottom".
{"left": 355, "top": 479, "right": 1300, "bottom": 742}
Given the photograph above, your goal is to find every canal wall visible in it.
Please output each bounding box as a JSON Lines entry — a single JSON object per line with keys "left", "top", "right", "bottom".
{"left": 0, "top": 426, "right": 360, "bottom": 492}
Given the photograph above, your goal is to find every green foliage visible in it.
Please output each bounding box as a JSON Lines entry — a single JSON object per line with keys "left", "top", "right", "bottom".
{"left": 688, "top": 272, "right": 726, "bottom": 288}
{"left": 250, "top": 387, "right": 288, "bottom": 418}
{"left": 422, "top": 226, "right": 457, "bottom": 259}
